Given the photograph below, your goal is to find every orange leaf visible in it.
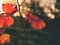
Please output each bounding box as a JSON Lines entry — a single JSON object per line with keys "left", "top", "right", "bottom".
{"left": 0, "top": 33, "right": 10, "bottom": 44}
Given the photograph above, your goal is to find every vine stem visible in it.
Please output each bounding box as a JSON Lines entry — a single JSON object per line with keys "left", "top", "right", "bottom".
{"left": 16, "top": 0, "right": 28, "bottom": 45}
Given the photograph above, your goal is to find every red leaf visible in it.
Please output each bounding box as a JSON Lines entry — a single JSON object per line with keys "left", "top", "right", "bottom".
{"left": 31, "top": 19, "right": 46, "bottom": 30}
{"left": 4, "top": 16, "right": 14, "bottom": 27}
{"left": 0, "top": 16, "right": 5, "bottom": 28}
{"left": 25, "top": 12, "right": 40, "bottom": 23}
{"left": 30, "top": 15, "right": 40, "bottom": 21}
{"left": 0, "top": 15, "right": 14, "bottom": 28}
{"left": 2, "top": 3, "right": 17, "bottom": 14}
{"left": 25, "top": 12, "right": 39, "bottom": 21}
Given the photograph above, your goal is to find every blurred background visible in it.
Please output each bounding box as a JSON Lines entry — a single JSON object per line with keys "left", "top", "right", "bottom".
{"left": 0, "top": 0, "right": 60, "bottom": 45}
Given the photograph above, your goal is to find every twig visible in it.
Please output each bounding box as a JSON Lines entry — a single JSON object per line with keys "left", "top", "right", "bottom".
{"left": 16, "top": 0, "right": 28, "bottom": 45}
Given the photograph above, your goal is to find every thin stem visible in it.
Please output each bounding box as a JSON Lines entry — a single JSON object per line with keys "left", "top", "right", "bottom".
{"left": 17, "top": 0, "right": 27, "bottom": 45}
